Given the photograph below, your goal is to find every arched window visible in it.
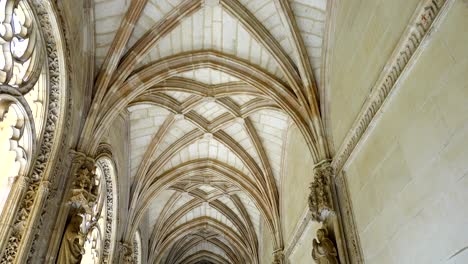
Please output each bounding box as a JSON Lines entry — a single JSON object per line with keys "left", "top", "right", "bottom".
{"left": 81, "top": 156, "right": 118, "bottom": 263}
{"left": 0, "top": 0, "right": 47, "bottom": 216}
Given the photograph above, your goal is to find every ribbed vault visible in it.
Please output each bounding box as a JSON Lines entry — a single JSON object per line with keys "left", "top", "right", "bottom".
{"left": 88, "top": 0, "right": 329, "bottom": 263}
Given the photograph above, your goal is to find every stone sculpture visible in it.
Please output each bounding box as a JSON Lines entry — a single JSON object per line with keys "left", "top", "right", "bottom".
{"left": 57, "top": 214, "right": 86, "bottom": 264}
{"left": 312, "top": 228, "right": 339, "bottom": 264}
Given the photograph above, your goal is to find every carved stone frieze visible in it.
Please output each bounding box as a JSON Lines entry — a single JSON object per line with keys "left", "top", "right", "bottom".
{"left": 308, "top": 162, "right": 334, "bottom": 222}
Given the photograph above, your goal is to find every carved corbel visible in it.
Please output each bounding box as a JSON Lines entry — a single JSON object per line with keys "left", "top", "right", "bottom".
{"left": 68, "top": 152, "right": 98, "bottom": 216}
{"left": 308, "top": 161, "right": 334, "bottom": 222}
{"left": 66, "top": 151, "right": 101, "bottom": 237}
{"left": 119, "top": 242, "right": 134, "bottom": 264}
{"left": 272, "top": 249, "right": 285, "bottom": 264}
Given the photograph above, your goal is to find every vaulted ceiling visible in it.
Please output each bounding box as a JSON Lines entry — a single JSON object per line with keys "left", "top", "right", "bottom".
{"left": 91, "top": 0, "right": 329, "bottom": 263}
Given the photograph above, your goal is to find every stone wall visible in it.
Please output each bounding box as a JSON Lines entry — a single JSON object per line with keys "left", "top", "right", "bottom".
{"left": 57, "top": 0, "right": 94, "bottom": 142}
{"left": 328, "top": 0, "right": 420, "bottom": 150}
{"left": 340, "top": 1, "right": 468, "bottom": 263}
{"left": 281, "top": 124, "right": 315, "bottom": 244}
{"left": 288, "top": 222, "right": 319, "bottom": 264}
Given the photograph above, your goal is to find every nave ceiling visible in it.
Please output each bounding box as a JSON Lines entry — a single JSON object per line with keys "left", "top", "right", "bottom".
{"left": 89, "top": 0, "right": 329, "bottom": 263}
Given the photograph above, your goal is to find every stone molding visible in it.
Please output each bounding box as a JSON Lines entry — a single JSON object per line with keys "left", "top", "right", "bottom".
{"left": 283, "top": 209, "right": 312, "bottom": 261}
{"left": 97, "top": 160, "right": 116, "bottom": 264}
{"left": 332, "top": 0, "right": 451, "bottom": 173}
{"left": 335, "top": 172, "right": 364, "bottom": 264}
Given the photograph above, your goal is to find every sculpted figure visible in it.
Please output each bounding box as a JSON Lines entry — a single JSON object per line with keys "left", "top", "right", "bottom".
{"left": 57, "top": 214, "right": 85, "bottom": 264}
{"left": 312, "top": 228, "right": 338, "bottom": 264}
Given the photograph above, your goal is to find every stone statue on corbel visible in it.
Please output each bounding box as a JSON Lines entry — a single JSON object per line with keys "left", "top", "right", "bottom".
{"left": 57, "top": 151, "right": 101, "bottom": 264}
{"left": 308, "top": 162, "right": 334, "bottom": 222}
{"left": 308, "top": 161, "right": 340, "bottom": 263}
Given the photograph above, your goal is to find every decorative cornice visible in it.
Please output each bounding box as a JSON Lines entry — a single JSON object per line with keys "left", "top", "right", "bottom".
{"left": 332, "top": 0, "right": 451, "bottom": 173}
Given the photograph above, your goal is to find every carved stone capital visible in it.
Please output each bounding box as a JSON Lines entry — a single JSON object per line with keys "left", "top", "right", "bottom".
{"left": 69, "top": 152, "right": 98, "bottom": 216}
{"left": 119, "top": 242, "right": 134, "bottom": 264}
{"left": 272, "top": 249, "right": 285, "bottom": 264}
{"left": 308, "top": 161, "right": 334, "bottom": 222}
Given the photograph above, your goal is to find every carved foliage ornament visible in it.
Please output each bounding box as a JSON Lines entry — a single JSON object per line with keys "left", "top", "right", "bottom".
{"left": 272, "top": 250, "right": 285, "bottom": 264}
{"left": 119, "top": 242, "right": 135, "bottom": 264}
{"left": 308, "top": 163, "right": 334, "bottom": 222}
{"left": 69, "top": 157, "right": 99, "bottom": 217}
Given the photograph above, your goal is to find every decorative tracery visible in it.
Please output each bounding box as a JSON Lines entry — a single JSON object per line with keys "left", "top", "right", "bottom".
{"left": 80, "top": 157, "right": 118, "bottom": 264}
{"left": 0, "top": 0, "right": 46, "bottom": 216}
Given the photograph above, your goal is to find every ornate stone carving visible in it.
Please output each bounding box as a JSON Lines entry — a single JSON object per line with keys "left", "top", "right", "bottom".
{"left": 0, "top": 0, "right": 68, "bottom": 261}
{"left": 69, "top": 157, "right": 98, "bottom": 216}
{"left": 119, "top": 242, "right": 134, "bottom": 264}
{"left": 272, "top": 250, "right": 285, "bottom": 264}
{"left": 133, "top": 234, "right": 141, "bottom": 264}
{"left": 332, "top": 0, "right": 449, "bottom": 172}
{"left": 98, "top": 161, "right": 115, "bottom": 263}
{"left": 312, "top": 228, "right": 339, "bottom": 264}
{"left": 308, "top": 162, "right": 334, "bottom": 222}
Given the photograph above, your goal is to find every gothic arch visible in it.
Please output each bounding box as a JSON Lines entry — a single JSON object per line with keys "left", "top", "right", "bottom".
{"left": 0, "top": 0, "right": 69, "bottom": 261}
